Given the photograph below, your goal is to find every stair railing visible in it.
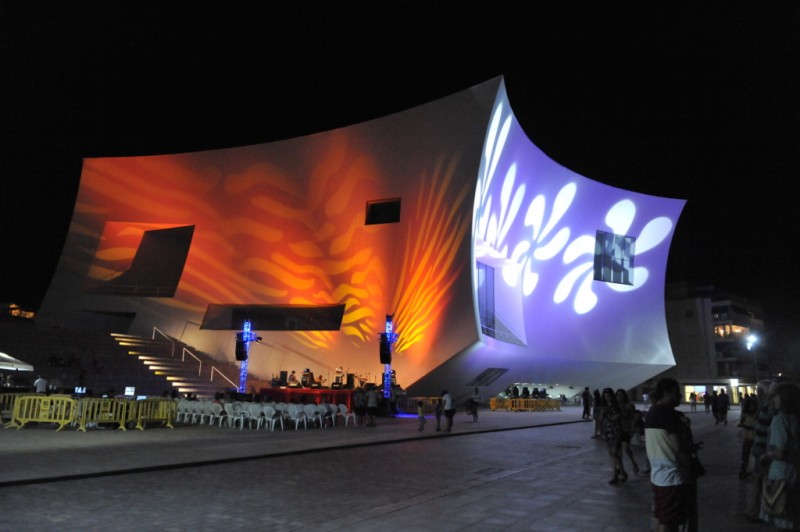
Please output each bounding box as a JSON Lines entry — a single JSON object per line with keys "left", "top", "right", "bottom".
{"left": 152, "top": 326, "right": 175, "bottom": 358}
{"left": 152, "top": 326, "right": 238, "bottom": 388}
{"left": 211, "top": 367, "right": 238, "bottom": 389}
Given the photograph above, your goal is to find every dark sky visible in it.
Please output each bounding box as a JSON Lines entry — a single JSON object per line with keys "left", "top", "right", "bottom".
{"left": 2, "top": 5, "right": 799, "bottom": 351}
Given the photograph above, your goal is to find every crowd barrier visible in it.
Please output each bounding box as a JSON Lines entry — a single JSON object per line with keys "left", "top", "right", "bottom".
{"left": 2, "top": 394, "right": 176, "bottom": 431}
{"left": 490, "top": 397, "right": 561, "bottom": 412}
{"left": 5, "top": 394, "right": 77, "bottom": 431}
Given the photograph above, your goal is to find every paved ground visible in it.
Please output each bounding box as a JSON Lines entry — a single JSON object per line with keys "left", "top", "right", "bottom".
{"left": 0, "top": 404, "right": 763, "bottom": 531}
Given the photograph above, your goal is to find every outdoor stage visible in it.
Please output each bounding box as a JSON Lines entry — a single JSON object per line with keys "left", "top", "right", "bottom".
{"left": 262, "top": 386, "right": 353, "bottom": 408}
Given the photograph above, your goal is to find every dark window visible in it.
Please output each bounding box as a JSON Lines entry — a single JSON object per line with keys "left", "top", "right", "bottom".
{"left": 476, "top": 262, "right": 495, "bottom": 337}
{"left": 365, "top": 198, "right": 401, "bottom": 225}
{"left": 593, "top": 230, "right": 635, "bottom": 285}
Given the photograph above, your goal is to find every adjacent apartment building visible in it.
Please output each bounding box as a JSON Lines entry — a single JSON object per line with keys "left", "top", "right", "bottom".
{"left": 639, "top": 282, "right": 766, "bottom": 405}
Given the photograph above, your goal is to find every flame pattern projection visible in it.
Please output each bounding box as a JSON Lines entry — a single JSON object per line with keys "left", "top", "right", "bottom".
{"left": 392, "top": 154, "right": 471, "bottom": 361}
{"left": 73, "top": 125, "right": 472, "bottom": 374}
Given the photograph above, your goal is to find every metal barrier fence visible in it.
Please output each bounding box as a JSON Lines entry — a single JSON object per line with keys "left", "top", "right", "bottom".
{"left": 490, "top": 397, "right": 561, "bottom": 412}
{"left": 2, "top": 394, "right": 176, "bottom": 431}
{"left": 6, "top": 394, "right": 77, "bottom": 431}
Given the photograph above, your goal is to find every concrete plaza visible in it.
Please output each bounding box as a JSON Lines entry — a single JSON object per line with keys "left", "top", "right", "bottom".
{"left": 0, "top": 404, "right": 760, "bottom": 531}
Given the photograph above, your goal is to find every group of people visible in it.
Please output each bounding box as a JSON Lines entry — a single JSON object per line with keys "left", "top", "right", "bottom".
{"left": 738, "top": 379, "right": 800, "bottom": 529}
{"left": 597, "top": 377, "right": 800, "bottom": 531}
{"left": 584, "top": 386, "right": 649, "bottom": 485}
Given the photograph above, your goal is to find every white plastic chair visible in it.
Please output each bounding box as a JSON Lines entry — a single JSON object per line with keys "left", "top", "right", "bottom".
{"left": 262, "top": 404, "right": 283, "bottom": 431}
{"left": 287, "top": 404, "right": 307, "bottom": 430}
{"left": 176, "top": 399, "right": 191, "bottom": 423}
{"left": 209, "top": 402, "right": 225, "bottom": 427}
{"left": 317, "top": 404, "right": 333, "bottom": 428}
{"left": 196, "top": 400, "right": 213, "bottom": 425}
{"left": 304, "top": 403, "right": 323, "bottom": 428}
{"left": 247, "top": 403, "right": 264, "bottom": 430}
{"left": 338, "top": 403, "right": 355, "bottom": 427}
{"left": 223, "top": 402, "right": 246, "bottom": 430}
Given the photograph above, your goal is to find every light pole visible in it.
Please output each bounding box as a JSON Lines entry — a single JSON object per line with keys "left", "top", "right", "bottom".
{"left": 747, "top": 334, "right": 759, "bottom": 382}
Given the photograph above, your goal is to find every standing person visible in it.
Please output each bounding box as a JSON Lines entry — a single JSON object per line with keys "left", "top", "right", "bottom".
{"left": 710, "top": 390, "right": 719, "bottom": 423}
{"left": 416, "top": 400, "right": 427, "bottom": 431}
{"left": 738, "top": 392, "right": 759, "bottom": 479}
{"left": 703, "top": 392, "right": 711, "bottom": 413}
{"left": 601, "top": 388, "right": 627, "bottom": 485}
{"left": 434, "top": 398, "right": 443, "bottom": 432}
{"left": 353, "top": 387, "right": 367, "bottom": 427}
{"left": 581, "top": 386, "right": 592, "bottom": 420}
{"left": 442, "top": 390, "right": 455, "bottom": 432}
{"left": 759, "top": 382, "right": 800, "bottom": 529}
{"left": 689, "top": 391, "right": 697, "bottom": 412}
{"left": 746, "top": 379, "right": 774, "bottom": 521}
{"left": 365, "top": 385, "right": 379, "bottom": 427}
{"left": 617, "top": 389, "right": 642, "bottom": 476}
{"left": 34, "top": 375, "right": 48, "bottom": 394}
{"left": 592, "top": 389, "right": 604, "bottom": 439}
{"left": 717, "top": 388, "right": 729, "bottom": 425}
{"left": 645, "top": 377, "right": 698, "bottom": 532}
{"left": 468, "top": 387, "right": 482, "bottom": 422}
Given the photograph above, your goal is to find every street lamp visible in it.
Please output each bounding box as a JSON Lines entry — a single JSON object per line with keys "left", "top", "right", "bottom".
{"left": 747, "top": 334, "right": 759, "bottom": 382}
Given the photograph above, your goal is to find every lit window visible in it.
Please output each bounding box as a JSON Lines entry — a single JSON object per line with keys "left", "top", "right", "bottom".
{"left": 594, "top": 231, "right": 635, "bottom": 286}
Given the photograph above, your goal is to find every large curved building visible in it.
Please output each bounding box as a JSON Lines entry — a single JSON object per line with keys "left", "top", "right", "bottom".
{"left": 37, "top": 77, "right": 685, "bottom": 399}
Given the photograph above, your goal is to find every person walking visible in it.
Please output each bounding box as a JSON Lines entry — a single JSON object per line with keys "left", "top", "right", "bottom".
{"left": 353, "top": 387, "right": 366, "bottom": 427}
{"left": 717, "top": 388, "right": 729, "bottom": 426}
{"left": 617, "top": 388, "right": 643, "bottom": 476}
{"left": 433, "top": 398, "right": 443, "bottom": 431}
{"left": 416, "top": 400, "right": 427, "bottom": 431}
{"left": 365, "top": 385, "right": 379, "bottom": 427}
{"left": 581, "top": 386, "right": 592, "bottom": 420}
{"left": 738, "top": 392, "right": 758, "bottom": 480}
{"left": 442, "top": 390, "right": 455, "bottom": 432}
{"left": 710, "top": 390, "right": 720, "bottom": 423}
{"left": 645, "top": 378, "right": 698, "bottom": 532}
{"left": 592, "top": 389, "right": 604, "bottom": 439}
{"left": 601, "top": 388, "right": 627, "bottom": 485}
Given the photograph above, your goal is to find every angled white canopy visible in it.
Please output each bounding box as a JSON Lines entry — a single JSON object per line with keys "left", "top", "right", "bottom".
{"left": 0, "top": 352, "right": 34, "bottom": 372}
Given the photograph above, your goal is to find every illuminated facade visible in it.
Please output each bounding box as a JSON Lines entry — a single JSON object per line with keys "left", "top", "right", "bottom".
{"left": 38, "top": 78, "right": 685, "bottom": 399}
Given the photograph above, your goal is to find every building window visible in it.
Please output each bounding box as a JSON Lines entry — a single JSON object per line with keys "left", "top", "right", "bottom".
{"left": 593, "top": 231, "right": 635, "bottom": 285}
{"left": 476, "top": 262, "right": 496, "bottom": 338}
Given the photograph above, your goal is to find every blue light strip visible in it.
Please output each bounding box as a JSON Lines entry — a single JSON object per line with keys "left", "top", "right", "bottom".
{"left": 383, "top": 315, "right": 397, "bottom": 398}
{"left": 238, "top": 320, "right": 252, "bottom": 393}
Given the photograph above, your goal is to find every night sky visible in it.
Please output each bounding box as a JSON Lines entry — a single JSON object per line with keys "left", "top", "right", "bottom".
{"left": 2, "top": 5, "right": 799, "bottom": 355}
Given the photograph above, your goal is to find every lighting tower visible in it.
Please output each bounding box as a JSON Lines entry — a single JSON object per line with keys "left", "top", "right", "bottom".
{"left": 380, "top": 314, "right": 398, "bottom": 398}
{"left": 235, "top": 320, "right": 261, "bottom": 393}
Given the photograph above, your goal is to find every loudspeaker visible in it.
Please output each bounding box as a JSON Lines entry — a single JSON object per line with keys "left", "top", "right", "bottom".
{"left": 279, "top": 370, "right": 288, "bottom": 386}
{"left": 346, "top": 373, "right": 355, "bottom": 389}
{"left": 235, "top": 340, "right": 247, "bottom": 361}
{"left": 379, "top": 336, "right": 392, "bottom": 364}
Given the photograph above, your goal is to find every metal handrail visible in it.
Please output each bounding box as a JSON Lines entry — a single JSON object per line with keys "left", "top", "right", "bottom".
{"left": 181, "top": 347, "right": 202, "bottom": 376}
{"left": 152, "top": 327, "right": 175, "bottom": 358}
{"left": 151, "top": 326, "right": 237, "bottom": 387}
{"left": 211, "top": 367, "right": 237, "bottom": 389}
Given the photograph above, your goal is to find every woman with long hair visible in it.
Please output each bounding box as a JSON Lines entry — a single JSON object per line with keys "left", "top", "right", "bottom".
{"left": 616, "top": 388, "right": 642, "bottom": 475}
{"left": 759, "top": 382, "right": 800, "bottom": 529}
{"left": 592, "top": 388, "right": 603, "bottom": 439}
{"left": 601, "top": 387, "right": 627, "bottom": 485}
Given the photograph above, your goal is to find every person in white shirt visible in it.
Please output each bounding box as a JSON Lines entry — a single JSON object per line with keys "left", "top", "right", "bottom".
{"left": 442, "top": 390, "right": 455, "bottom": 432}
{"left": 34, "top": 375, "right": 48, "bottom": 393}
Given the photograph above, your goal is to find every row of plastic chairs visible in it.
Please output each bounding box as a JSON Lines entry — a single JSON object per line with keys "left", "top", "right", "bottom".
{"left": 176, "top": 399, "right": 355, "bottom": 431}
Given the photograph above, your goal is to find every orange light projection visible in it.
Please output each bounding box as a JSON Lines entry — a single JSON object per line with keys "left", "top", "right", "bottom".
{"left": 75, "top": 128, "right": 469, "bottom": 374}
